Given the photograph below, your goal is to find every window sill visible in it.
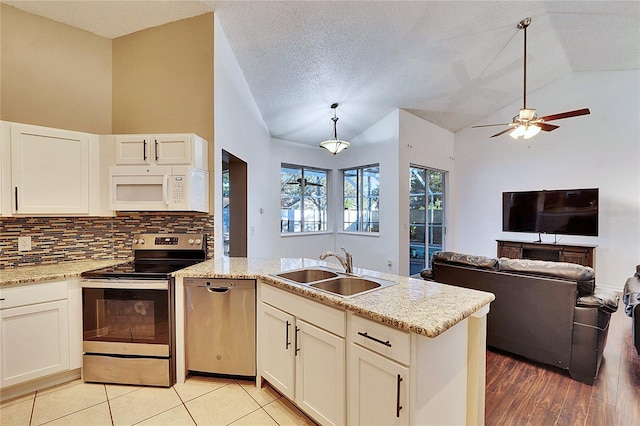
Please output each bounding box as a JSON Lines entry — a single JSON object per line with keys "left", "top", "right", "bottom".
{"left": 280, "top": 231, "right": 333, "bottom": 238}
{"left": 337, "top": 231, "right": 380, "bottom": 237}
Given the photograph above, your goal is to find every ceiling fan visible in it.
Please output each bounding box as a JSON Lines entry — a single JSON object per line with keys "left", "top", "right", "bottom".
{"left": 286, "top": 177, "right": 323, "bottom": 187}
{"left": 473, "top": 17, "right": 590, "bottom": 139}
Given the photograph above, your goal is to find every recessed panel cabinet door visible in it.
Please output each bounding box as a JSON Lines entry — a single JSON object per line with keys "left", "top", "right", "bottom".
{"left": 0, "top": 300, "right": 70, "bottom": 387}
{"left": 349, "top": 343, "right": 409, "bottom": 426}
{"left": 295, "top": 319, "right": 345, "bottom": 426}
{"left": 11, "top": 124, "right": 89, "bottom": 214}
{"left": 260, "top": 302, "right": 295, "bottom": 400}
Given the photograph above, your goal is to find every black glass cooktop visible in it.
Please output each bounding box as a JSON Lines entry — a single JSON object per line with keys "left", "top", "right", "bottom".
{"left": 81, "top": 260, "right": 201, "bottom": 280}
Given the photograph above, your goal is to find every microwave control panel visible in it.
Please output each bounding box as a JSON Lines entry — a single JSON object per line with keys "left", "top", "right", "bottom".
{"left": 172, "top": 176, "right": 185, "bottom": 203}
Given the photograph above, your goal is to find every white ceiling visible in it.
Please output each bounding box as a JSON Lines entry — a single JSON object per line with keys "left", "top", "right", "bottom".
{"left": 3, "top": 0, "right": 639, "bottom": 145}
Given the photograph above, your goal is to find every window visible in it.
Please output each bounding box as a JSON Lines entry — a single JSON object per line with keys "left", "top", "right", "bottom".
{"left": 343, "top": 165, "right": 380, "bottom": 232}
{"left": 409, "top": 166, "right": 445, "bottom": 275}
{"left": 281, "top": 165, "right": 328, "bottom": 233}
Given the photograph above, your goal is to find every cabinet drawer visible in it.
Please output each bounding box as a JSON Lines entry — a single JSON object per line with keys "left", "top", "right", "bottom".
{"left": 0, "top": 280, "right": 67, "bottom": 310}
{"left": 350, "top": 314, "right": 410, "bottom": 365}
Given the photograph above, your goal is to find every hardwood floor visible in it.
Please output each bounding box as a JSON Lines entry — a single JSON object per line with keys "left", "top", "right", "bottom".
{"left": 485, "top": 306, "right": 640, "bottom": 425}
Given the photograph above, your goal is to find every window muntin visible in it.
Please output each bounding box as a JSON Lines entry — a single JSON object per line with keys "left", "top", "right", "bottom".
{"left": 343, "top": 165, "right": 380, "bottom": 232}
{"left": 281, "top": 165, "right": 328, "bottom": 233}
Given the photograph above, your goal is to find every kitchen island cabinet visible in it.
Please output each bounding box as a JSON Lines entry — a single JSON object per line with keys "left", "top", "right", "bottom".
{"left": 174, "top": 257, "right": 494, "bottom": 426}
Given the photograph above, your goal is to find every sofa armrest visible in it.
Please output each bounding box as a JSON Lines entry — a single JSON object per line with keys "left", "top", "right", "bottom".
{"left": 577, "top": 288, "right": 619, "bottom": 314}
{"left": 420, "top": 268, "right": 434, "bottom": 281}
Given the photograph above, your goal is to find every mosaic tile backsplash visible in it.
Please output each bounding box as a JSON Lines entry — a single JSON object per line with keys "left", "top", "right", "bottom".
{"left": 0, "top": 214, "right": 215, "bottom": 268}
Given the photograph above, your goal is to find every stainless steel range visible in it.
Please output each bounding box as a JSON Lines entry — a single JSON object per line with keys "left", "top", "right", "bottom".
{"left": 80, "top": 233, "right": 207, "bottom": 387}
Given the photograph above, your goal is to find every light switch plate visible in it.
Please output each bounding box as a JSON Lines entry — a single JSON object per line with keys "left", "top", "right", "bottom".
{"left": 18, "top": 236, "right": 31, "bottom": 252}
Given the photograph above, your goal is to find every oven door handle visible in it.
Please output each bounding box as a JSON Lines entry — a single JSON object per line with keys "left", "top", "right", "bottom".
{"left": 80, "top": 279, "right": 169, "bottom": 290}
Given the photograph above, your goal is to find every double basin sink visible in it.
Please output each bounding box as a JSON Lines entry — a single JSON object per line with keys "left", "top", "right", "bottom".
{"left": 272, "top": 267, "right": 397, "bottom": 298}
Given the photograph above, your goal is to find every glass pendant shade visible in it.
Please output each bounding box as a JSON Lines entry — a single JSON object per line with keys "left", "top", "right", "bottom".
{"left": 509, "top": 124, "right": 541, "bottom": 140}
{"left": 320, "top": 103, "right": 350, "bottom": 155}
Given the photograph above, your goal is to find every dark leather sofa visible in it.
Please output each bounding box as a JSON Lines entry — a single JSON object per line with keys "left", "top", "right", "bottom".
{"left": 622, "top": 265, "right": 640, "bottom": 354}
{"left": 421, "top": 252, "right": 619, "bottom": 385}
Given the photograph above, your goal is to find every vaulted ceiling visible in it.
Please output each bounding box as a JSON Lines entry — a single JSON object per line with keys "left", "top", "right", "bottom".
{"left": 3, "top": 1, "right": 639, "bottom": 145}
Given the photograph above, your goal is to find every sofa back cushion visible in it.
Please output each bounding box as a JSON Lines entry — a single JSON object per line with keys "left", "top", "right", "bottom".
{"left": 432, "top": 251, "right": 498, "bottom": 270}
{"left": 498, "top": 258, "right": 595, "bottom": 295}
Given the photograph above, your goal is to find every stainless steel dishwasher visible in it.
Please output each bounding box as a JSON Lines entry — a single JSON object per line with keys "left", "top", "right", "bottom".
{"left": 184, "top": 278, "right": 256, "bottom": 378}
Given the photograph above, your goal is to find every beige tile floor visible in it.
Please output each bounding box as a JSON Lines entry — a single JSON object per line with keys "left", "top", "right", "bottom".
{"left": 0, "top": 376, "right": 317, "bottom": 426}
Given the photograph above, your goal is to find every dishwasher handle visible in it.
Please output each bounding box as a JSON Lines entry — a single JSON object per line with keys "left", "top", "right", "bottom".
{"left": 207, "top": 287, "right": 230, "bottom": 294}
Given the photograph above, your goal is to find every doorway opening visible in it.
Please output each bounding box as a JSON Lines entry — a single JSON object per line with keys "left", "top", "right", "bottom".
{"left": 409, "top": 166, "right": 446, "bottom": 275}
{"left": 222, "top": 150, "right": 248, "bottom": 257}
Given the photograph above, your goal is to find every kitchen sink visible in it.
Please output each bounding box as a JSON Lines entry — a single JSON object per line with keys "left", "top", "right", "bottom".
{"left": 273, "top": 268, "right": 339, "bottom": 283}
{"left": 272, "top": 267, "right": 397, "bottom": 298}
{"left": 310, "top": 276, "right": 397, "bottom": 297}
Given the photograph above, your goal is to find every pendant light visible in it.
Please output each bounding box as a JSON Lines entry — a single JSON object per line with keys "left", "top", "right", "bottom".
{"left": 320, "top": 103, "right": 350, "bottom": 155}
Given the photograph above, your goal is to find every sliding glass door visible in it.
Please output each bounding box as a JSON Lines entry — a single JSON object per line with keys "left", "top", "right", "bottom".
{"left": 409, "top": 166, "right": 445, "bottom": 275}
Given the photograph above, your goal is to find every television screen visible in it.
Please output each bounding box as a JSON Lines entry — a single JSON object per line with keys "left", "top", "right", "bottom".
{"left": 503, "top": 188, "right": 598, "bottom": 236}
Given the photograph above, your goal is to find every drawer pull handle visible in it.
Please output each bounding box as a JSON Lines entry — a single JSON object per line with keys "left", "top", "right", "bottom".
{"left": 358, "top": 331, "right": 392, "bottom": 347}
{"left": 396, "top": 374, "right": 403, "bottom": 417}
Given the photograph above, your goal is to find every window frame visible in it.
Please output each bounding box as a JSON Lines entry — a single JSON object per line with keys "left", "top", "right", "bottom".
{"left": 280, "top": 164, "right": 329, "bottom": 234}
{"left": 342, "top": 164, "right": 380, "bottom": 233}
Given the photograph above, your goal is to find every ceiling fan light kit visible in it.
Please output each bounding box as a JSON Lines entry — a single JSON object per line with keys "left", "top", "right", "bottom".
{"left": 473, "top": 17, "right": 590, "bottom": 140}
{"left": 320, "top": 103, "right": 350, "bottom": 155}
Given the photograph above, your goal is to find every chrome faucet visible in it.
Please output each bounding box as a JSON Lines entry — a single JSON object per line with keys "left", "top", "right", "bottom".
{"left": 319, "top": 247, "right": 353, "bottom": 274}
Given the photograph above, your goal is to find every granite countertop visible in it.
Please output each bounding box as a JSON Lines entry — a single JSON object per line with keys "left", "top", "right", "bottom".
{"left": 0, "top": 259, "right": 130, "bottom": 287}
{"left": 175, "top": 257, "right": 495, "bottom": 338}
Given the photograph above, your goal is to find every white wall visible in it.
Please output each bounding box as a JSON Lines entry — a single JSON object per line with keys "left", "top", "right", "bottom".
{"left": 398, "top": 110, "right": 455, "bottom": 275}
{"left": 213, "top": 14, "right": 275, "bottom": 258}
{"left": 453, "top": 70, "right": 640, "bottom": 291}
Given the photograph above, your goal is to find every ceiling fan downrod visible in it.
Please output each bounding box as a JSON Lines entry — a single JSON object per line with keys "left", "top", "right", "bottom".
{"left": 518, "top": 17, "right": 531, "bottom": 110}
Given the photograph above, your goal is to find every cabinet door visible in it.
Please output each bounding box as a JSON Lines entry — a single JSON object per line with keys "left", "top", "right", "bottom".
{"left": 11, "top": 124, "right": 89, "bottom": 214}
{"left": 260, "top": 303, "right": 295, "bottom": 399}
{"left": 295, "top": 319, "right": 345, "bottom": 426}
{"left": 0, "top": 300, "right": 69, "bottom": 387}
{"left": 560, "top": 249, "right": 589, "bottom": 266}
{"left": 349, "top": 343, "right": 409, "bottom": 426}
{"left": 153, "top": 134, "right": 192, "bottom": 165}
{"left": 115, "top": 134, "right": 151, "bottom": 165}
{"left": 499, "top": 243, "right": 522, "bottom": 259}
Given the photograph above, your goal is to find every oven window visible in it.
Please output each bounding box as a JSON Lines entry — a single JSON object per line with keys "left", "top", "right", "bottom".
{"left": 83, "top": 288, "right": 169, "bottom": 345}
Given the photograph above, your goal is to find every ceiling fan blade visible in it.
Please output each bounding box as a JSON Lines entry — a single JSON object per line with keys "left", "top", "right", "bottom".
{"left": 538, "top": 123, "right": 559, "bottom": 132}
{"left": 472, "top": 123, "right": 511, "bottom": 128}
{"left": 539, "top": 108, "right": 590, "bottom": 122}
{"left": 490, "top": 128, "right": 513, "bottom": 138}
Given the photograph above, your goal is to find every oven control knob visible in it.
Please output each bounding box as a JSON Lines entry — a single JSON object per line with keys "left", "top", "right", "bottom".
{"left": 188, "top": 239, "right": 195, "bottom": 245}
{"left": 132, "top": 239, "right": 138, "bottom": 244}
{"left": 138, "top": 239, "right": 145, "bottom": 245}
{"left": 195, "top": 239, "right": 202, "bottom": 245}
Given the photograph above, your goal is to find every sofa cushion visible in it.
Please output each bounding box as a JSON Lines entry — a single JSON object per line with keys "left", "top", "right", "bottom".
{"left": 498, "top": 257, "right": 595, "bottom": 295}
{"left": 432, "top": 251, "right": 498, "bottom": 270}
{"left": 576, "top": 288, "right": 619, "bottom": 314}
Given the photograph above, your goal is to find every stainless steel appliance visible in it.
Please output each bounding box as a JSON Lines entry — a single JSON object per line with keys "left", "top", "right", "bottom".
{"left": 184, "top": 278, "right": 256, "bottom": 378}
{"left": 80, "top": 233, "right": 207, "bottom": 387}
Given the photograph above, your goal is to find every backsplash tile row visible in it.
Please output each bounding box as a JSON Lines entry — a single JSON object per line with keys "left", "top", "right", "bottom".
{"left": 0, "top": 214, "right": 215, "bottom": 268}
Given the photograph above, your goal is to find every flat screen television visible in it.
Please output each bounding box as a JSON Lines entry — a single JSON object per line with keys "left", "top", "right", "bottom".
{"left": 502, "top": 188, "right": 598, "bottom": 236}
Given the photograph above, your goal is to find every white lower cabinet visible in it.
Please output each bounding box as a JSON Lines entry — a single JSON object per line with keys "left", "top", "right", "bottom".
{"left": 349, "top": 343, "right": 409, "bottom": 425}
{"left": 0, "top": 281, "right": 70, "bottom": 387}
{"left": 259, "top": 284, "right": 345, "bottom": 425}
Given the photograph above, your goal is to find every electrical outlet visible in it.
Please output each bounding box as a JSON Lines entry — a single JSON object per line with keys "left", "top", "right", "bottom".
{"left": 18, "top": 236, "right": 31, "bottom": 252}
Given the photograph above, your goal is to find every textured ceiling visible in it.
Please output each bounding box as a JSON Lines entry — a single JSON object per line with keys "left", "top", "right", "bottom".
{"left": 3, "top": 1, "right": 639, "bottom": 145}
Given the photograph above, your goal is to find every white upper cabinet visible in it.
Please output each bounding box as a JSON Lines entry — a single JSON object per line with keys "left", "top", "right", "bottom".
{"left": 1, "top": 122, "right": 109, "bottom": 216}
{"left": 114, "top": 133, "right": 208, "bottom": 170}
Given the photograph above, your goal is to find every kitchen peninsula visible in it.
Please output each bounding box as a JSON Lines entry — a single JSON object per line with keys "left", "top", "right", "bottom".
{"left": 174, "top": 257, "right": 494, "bottom": 426}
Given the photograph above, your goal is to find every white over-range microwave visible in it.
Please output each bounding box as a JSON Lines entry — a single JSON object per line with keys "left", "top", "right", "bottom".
{"left": 109, "top": 166, "right": 209, "bottom": 212}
